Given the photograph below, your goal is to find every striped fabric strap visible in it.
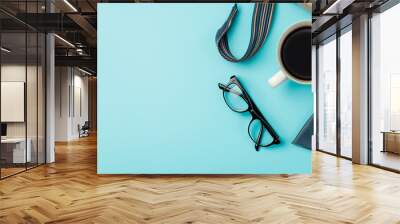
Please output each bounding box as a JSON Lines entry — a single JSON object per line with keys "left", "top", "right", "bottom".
{"left": 215, "top": 3, "right": 275, "bottom": 62}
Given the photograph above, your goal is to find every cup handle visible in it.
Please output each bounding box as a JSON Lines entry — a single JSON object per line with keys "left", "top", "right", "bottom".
{"left": 268, "top": 70, "right": 287, "bottom": 88}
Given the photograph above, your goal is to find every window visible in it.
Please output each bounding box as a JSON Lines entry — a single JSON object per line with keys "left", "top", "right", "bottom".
{"left": 339, "top": 29, "right": 352, "bottom": 158}
{"left": 370, "top": 3, "right": 400, "bottom": 171}
{"left": 317, "top": 37, "right": 337, "bottom": 154}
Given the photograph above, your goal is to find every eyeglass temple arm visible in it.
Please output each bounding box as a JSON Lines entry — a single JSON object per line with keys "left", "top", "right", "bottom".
{"left": 218, "top": 83, "right": 243, "bottom": 97}
{"left": 251, "top": 106, "right": 280, "bottom": 142}
{"left": 254, "top": 127, "right": 264, "bottom": 151}
{"left": 263, "top": 119, "right": 280, "bottom": 144}
{"left": 254, "top": 115, "right": 280, "bottom": 148}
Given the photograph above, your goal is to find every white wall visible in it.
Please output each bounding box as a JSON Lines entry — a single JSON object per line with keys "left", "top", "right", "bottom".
{"left": 55, "top": 67, "right": 70, "bottom": 141}
{"left": 1, "top": 65, "right": 41, "bottom": 137}
{"left": 55, "top": 67, "right": 89, "bottom": 141}
{"left": 70, "top": 73, "right": 89, "bottom": 139}
{"left": 1, "top": 66, "right": 26, "bottom": 142}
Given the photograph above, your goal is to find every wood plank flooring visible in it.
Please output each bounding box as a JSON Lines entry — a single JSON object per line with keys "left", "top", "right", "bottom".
{"left": 1, "top": 134, "right": 400, "bottom": 224}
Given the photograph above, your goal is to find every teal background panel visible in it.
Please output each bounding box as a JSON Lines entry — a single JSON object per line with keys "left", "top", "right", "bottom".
{"left": 98, "top": 3, "right": 312, "bottom": 174}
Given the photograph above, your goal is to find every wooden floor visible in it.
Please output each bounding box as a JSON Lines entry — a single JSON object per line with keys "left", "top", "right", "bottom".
{"left": 0, "top": 167, "right": 26, "bottom": 178}
{"left": 1, "top": 135, "right": 400, "bottom": 224}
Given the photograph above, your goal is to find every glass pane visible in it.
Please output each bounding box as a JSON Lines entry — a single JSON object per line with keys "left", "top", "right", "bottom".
{"left": 38, "top": 33, "right": 46, "bottom": 165}
{"left": 26, "top": 0, "right": 39, "bottom": 168}
{"left": 340, "top": 30, "right": 352, "bottom": 158}
{"left": 1, "top": 32, "right": 27, "bottom": 177}
{"left": 371, "top": 4, "right": 400, "bottom": 171}
{"left": 27, "top": 31, "right": 38, "bottom": 169}
{"left": 318, "top": 37, "right": 337, "bottom": 154}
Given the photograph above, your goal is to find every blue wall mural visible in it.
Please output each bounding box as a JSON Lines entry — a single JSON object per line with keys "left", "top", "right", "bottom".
{"left": 98, "top": 3, "right": 312, "bottom": 174}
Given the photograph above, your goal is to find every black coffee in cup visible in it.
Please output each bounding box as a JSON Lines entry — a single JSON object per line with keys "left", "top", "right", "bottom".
{"left": 280, "top": 27, "right": 311, "bottom": 81}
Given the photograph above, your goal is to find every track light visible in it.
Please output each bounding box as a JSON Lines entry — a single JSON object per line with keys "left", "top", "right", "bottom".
{"left": 78, "top": 67, "right": 93, "bottom": 76}
{"left": 323, "top": 0, "right": 341, "bottom": 14}
{"left": 54, "top": 34, "right": 75, "bottom": 48}
{"left": 63, "top": 0, "right": 78, "bottom": 12}
{"left": 322, "top": 0, "right": 354, "bottom": 15}
{"left": 1, "top": 47, "right": 11, "bottom": 53}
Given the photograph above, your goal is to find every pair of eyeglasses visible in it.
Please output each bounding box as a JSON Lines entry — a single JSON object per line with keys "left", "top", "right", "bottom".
{"left": 218, "top": 75, "right": 280, "bottom": 151}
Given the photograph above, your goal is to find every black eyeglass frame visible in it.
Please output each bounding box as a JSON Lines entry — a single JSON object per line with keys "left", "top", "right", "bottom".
{"left": 218, "top": 75, "right": 280, "bottom": 151}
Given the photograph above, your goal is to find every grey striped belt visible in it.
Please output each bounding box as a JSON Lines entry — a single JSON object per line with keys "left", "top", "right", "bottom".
{"left": 215, "top": 3, "right": 275, "bottom": 62}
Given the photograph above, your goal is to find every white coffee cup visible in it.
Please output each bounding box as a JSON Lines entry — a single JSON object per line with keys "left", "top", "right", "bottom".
{"left": 268, "top": 21, "right": 312, "bottom": 88}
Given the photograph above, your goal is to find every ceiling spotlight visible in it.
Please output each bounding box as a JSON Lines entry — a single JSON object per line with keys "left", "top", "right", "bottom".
{"left": 54, "top": 34, "right": 75, "bottom": 48}
{"left": 63, "top": 0, "right": 78, "bottom": 12}
{"left": 76, "top": 48, "right": 84, "bottom": 55}
{"left": 1, "top": 47, "right": 11, "bottom": 53}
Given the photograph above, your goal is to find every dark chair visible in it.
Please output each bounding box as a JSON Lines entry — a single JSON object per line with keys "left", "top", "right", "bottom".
{"left": 79, "top": 121, "right": 90, "bottom": 138}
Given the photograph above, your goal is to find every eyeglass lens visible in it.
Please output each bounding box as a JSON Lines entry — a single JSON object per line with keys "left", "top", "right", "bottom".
{"left": 248, "top": 119, "right": 274, "bottom": 146}
{"left": 222, "top": 83, "right": 249, "bottom": 112}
